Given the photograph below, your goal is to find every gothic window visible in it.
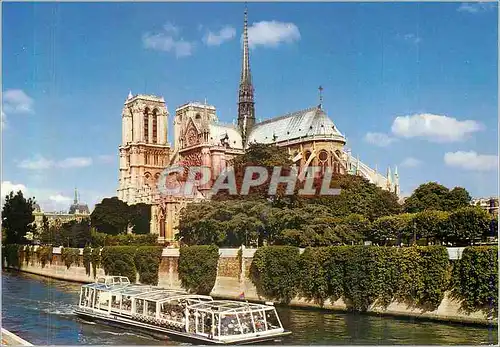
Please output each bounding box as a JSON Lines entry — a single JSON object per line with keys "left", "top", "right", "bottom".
{"left": 144, "top": 108, "right": 150, "bottom": 143}
{"left": 145, "top": 154, "right": 149, "bottom": 165}
{"left": 152, "top": 109, "right": 158, "bottom": 144}
{"left": 305, "top": 150, "right": 311, "bottom": 161}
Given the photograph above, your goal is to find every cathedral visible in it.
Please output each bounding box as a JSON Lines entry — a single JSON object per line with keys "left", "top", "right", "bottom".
{"left": 117, "top": 7, "right": 400, "bottom": 244}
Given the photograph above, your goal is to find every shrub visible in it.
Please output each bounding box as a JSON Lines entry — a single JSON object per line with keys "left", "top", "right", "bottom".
{"left": 37, "top": 246, "right": 53, "bottom": 268}
{"left": 61, "top": 248, "right": 80, "bottom": 269}
{"left": 83, "top": 246, "right": 92, "bottom": 275}
{"left": 451, "top": 246, "right": 498, "bottom": 316}
{"left": 101, "top": 246, "right": 137, "bottom": 283}
{"left": 135, "top": 246, "right": 163, "bottom": 285}
{"left": 91, "top": 247, "right": 101, "bottom": 279}
{"left": 91, "top": 231, "right": 158, "bottom": 247}
{"left": 3, "top": 244, "right": 21, "bottom": 268}
{"left": 250, "top": 246, "right": 301, "bottom": 304}
{"left": 178, "top": 245, "right": 219, "bottom": 295}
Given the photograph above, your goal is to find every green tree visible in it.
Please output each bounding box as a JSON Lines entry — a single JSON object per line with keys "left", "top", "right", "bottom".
{"left": 447, "top": 207, "right": 490, "bottom": 246}
{"left": 91, "top": 197, "right": 131, "bottom": 235}
{"left": 2, "top": 191, "right": 36, "bottom": 244}
{"left": 404, "top": 182, "right": 472, "bottom": 213}
{"left": 129, "top": 203, "right": 152, "bottom": 234}
{"left": 413, "top": 210, "right": 450, "bottom": 245}
{"left": 60, "top": 219, "right": 92, "bottom": 247}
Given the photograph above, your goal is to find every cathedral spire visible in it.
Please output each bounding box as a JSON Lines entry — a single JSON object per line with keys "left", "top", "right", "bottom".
{"left": 74, "top": 187, "right": 78, "bottom": 205}
{"left": 237, "top": 3, "right": 256, "bottom": 144}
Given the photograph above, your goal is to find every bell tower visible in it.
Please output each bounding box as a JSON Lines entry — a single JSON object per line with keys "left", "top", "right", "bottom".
{"left": 117, "top": 93, "right": 171, "bottom": 205}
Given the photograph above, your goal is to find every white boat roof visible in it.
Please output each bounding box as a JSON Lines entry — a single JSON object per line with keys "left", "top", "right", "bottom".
{"left": 187, "top": 300, "right": 276, "bottom": 314}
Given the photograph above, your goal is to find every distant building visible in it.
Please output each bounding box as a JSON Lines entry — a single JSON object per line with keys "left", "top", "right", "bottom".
{"left": 471, "top": 197, "right": 499, "bottom": 216}
{"left": 33, "top": 188, "right": 90, "bottom": 233}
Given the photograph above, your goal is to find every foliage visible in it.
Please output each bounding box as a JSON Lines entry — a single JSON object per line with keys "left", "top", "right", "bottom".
{"left": 447, "top": 207, "right": 490, "bottom": 246}
{"left": 413, "top": 210, "right": 450, "bottom": 245}
{"left": 451, "top": 246, "right": 498, "bottom": 316}
{"left": 129, "top": 203, "right": 152, "bottom": 235}
{"left": 178, "top": 245, "right": 219, "bottom": 295}
{"left": 404, "top": 182, "right": 471, "bottom": 213}
{"left": 25, "top": 245, "right": 34, "bottom": 265}
{"left": 369, "top": 214, "right": 414, "bottom": 246}
{"left": 91, "top": 247, "right": 101, "bottom": 279}
{"left": 37, "top": 246, "right": 53, "bottom": 268}
{"left": 2, "top": 191, "right": 36, "bottom": 244}
{"left": 61, "top": 247, "right": 80, "bottom": 269}
{"left": 3, "top": 244, "right": 22, "bottom": 268}
{"left": 101, "top": 246, "right": 137, "bottom": 283}
{"left": 91, "top": 197, "right": 131, "bottom": 235}
{"left": 134, "top": 246, "right": 163, "bottom": 285}
{"left": 83, "top": 246, "right": 92, "bottom": 275}
{"left": 250, "top": 246, "right": 301, "bottom": 304}
{"left": 90, "top": 230, "right": 157, "bottom": 247}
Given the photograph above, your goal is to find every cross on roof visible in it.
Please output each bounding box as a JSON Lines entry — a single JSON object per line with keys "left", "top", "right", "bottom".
{"left": 318, "top": 85, "right": 324, "bottom": 108}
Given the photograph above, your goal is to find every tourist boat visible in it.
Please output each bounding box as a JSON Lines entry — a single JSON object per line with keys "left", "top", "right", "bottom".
{"left": 73, "top": 276, "right": 291, "bottom": 344}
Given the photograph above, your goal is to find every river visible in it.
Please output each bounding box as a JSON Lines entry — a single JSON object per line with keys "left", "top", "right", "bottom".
{"left": 1, "top": 270, "right": 497, "bottom": 345}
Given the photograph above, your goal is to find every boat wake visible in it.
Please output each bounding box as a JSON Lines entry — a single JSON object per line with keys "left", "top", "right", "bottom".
{"left": 101, "top": 330, "right": 159, "bottom": 341}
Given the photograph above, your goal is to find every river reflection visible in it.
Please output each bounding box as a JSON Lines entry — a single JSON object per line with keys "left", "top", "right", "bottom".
{"left": 2, "top": 270, "right": 497, "bottom": 345}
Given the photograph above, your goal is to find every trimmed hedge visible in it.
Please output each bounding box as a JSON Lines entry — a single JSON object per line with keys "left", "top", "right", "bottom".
{"left": 451, "top": 246, "right": 498, "bottom": 317}
{"left": 101, "top": 246, "right": 137, "bottom": 283}
{"left": 135, "top": 246, "right": 163, "bottom": 285}
{"left": 91, "top": 231, "right": 158, "bottom": 247}
{"left": 37, "top": 246, "right": 53, "bottom": 268}
{"left": 178, "top": 245, "right": 219, "bottom": 295}
{"left": 250, "top": 245, "right": 452, "bottom": 311}
{"left": 250, "top": 246, "right": 301, "bottom": 304}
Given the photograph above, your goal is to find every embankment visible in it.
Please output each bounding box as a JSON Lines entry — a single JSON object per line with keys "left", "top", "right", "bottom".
{"left": 1, "top": 328, "right": 33, "bottom": 346}
{"left": 5, "top": 246, "right": 497, "bottom": 326}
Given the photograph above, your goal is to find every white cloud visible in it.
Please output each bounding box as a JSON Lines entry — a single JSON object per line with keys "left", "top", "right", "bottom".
{"left": 3, "top": 89, "right": 34, "bottom": 114}
{"left": 400, "top": 157, "right": 422, "bottom": 168}
{"left": 143, "top": 23, "right": 195, "bottom": 58}
{"left": 391, "top": 113, "right": 482, "bottom": 142}
{"left": 17, "top": 156, "right": 93, "bottom": 170}
{"left": 404, "top": 33, "right": 421, "bottom": 45}
{"left": 247, "top": 21, "right": 300, "bottom": 48}
{"left": 457, "top": 2, "right": 495, "bottom": 13}
{"left": 364, "top": 132, "right": 397, "bottom": 147}
{"left": 444, "top": 151, "right": 498, "bottom": 171}
{"left": 97, "top": 155, "right": 115, "bottom": 164}
{"left": 18, "top": 156, "right": 55, "bottom": 170}
{"left": 57, "top": 157, "right": 92, "bottom": 168}
{"left": 1, "top": 181, "right": 27, "bottom": 196}
{"left": 203, "top": 26, "right": 236, "bottom": 46}
{"left": 49, "top": 194, "right": 72, "bottom": 203}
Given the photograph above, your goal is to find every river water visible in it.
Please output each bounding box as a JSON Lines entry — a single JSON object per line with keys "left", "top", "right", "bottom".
{"left": 1, "top": 270, "right": 497, "bottom": 345}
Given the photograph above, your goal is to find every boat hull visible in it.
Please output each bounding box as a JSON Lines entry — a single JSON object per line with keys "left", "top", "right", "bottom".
{"left": 74, "top": 308, "right": 291, "bottom": 345}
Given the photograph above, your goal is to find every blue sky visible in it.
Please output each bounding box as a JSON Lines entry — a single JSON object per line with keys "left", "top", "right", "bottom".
{"left": 2, "top": 2, "right": 498, "bottom": 211}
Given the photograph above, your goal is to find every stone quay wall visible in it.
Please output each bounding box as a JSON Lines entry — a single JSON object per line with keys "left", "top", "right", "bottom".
{"left": 7, "top": 246, "right": 496, "bottom": 326}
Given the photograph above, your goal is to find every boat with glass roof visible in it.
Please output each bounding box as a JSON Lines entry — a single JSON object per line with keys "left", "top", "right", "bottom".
{"left": 74, "top": 276, "right": 291, "bottom": 344}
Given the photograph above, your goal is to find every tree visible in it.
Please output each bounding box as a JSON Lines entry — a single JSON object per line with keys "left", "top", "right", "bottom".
{"left": 370, "top": 214, "right": 413, "bottom": 246}
{"left": 446, "top": 207, "right": 490, "bottom": 246}
{"left": 91, "top": 197, "right": 131, "bottom": 235}
{"left": 413, "top": 210, "right": 450, "bottom": 245}
{"left": 2, "top": 191, "right": 36, "bottom": 244}
{"left": 404, "top": 182, "right": 472, "bottom": 213}
{"left": 60, "top": 219, "right": 92, "bottom": 247}
{"left": 129, "top": 203, "right": 152, "bottom": 234}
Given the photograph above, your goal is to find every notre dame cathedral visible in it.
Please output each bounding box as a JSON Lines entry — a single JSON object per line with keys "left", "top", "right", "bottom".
{"left": 117, "top": 7, "right": 400, "bottom": 244}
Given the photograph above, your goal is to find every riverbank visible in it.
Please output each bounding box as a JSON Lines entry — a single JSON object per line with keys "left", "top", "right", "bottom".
{"left": 1, "top": 328, "right": 33, "bottom": 346}
{"left": 4, "top": 246, "right": 497, "bottom": 327}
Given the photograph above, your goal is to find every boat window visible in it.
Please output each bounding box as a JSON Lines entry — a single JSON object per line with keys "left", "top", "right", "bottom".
{"left": 238, "top": 312, "right": 255, "bottom": 334}
{"left": 111, "top": 295, "right": 120, "bottom": 309}
{"left": 135, "top": 299, "right": 144, "bottom": 314}
{"left": 146, "top": 300, "right": 156, "bottom": 317}
{"left": 265, "top": 310, "right": 281, "bottom": 330}
{"left": 121, "top": 296, "right": 132, "bottom": 311}
{"left": 220, "top": 314, "right": 242, "bottom": 336}
{"left": 80, "top": 288, "right": 86, "bottom": 306}
{"left": 254, "top": 311, "right": 266, "bottom": 332}
{"left": 161, "top": 302, "right": 184, "bottom": 322}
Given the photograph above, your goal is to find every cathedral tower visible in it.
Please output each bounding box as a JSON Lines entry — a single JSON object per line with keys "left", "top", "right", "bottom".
{"left": 118, "top": 93, "right": 170, "bottom": 205}
{"left": 237, "top": 6, "right": 255, "bottom": 143}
